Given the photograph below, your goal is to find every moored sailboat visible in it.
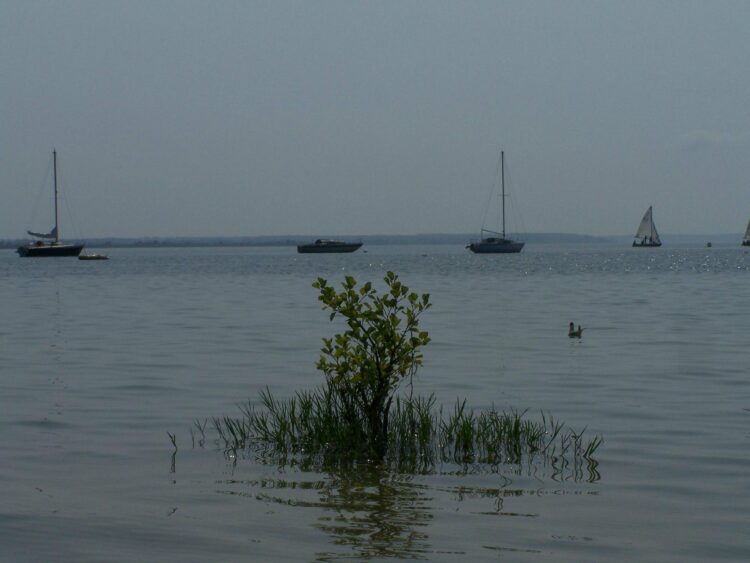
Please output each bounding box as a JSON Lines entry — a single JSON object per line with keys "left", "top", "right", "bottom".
{"left": 632, "top": 206, "right": 662, "bottom": 247}
{"left": 17, "top": 150, "right": 84, "bottom": 257}
{"left": 467, "top": 151, "right": 524, "bottom": 254}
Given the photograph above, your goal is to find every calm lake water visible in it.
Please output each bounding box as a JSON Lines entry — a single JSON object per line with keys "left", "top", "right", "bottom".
{"left": 1, "top": 244, "right": 748, "bottom": 561}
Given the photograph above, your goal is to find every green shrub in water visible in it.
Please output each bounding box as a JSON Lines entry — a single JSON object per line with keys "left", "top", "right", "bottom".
{"left": 312, "top": 272, "right": 431, "bottom": 455}
{"left": 210, "top": 272, "right": 602, "bottom": 474}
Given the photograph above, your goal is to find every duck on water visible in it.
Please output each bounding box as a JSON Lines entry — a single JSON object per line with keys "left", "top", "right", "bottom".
{"left": 568, "top": 322, "right": 584, "bottom": 338}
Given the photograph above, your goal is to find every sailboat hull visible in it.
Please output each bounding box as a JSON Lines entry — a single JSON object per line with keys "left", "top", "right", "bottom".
{"left": 742, "top": 240, "right": 750, "bottom": 247}
{"left": 17, "top": 243, "right": 84, "bottom": 257}
{"left": 632, "top": 241, "right": 661, "bottom": 248}
{"left": 468, "top": 239, "right": 524, "bottom": 254}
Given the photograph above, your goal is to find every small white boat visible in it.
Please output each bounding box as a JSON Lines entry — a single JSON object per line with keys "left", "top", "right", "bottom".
{"left": 78, "top": 253, "right": 108, "bottom": 261}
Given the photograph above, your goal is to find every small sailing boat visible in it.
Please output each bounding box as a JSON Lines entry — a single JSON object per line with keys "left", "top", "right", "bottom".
{"left": 632, "top": 206, "right": 662, "bottom": 247}
{"left": 742, "top": 217, "right": 750, "bottom": 247}
{"left": 17, "top": 150, "right": 84, "bottom": 257}
{"left": 467, "top": 150, "right": 524, "bottom": 254}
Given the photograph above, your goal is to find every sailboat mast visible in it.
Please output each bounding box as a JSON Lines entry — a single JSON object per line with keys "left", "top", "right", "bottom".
{"left": 501, "top": 150, "right": 505, "bottom": 240}
{"left": 53, "top": 149, "right": 59, "bottom": 243}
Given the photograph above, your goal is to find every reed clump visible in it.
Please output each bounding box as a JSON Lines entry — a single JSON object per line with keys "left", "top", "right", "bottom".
{"left": 212, "top": 384, "right": 602, "bottom": 473}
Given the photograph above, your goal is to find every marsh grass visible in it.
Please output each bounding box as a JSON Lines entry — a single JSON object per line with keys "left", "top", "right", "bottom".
{"left": 210, "top": 385, "right": 602, "bottom": 477}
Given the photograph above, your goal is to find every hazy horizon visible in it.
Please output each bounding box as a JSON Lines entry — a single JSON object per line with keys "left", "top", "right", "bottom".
{"left": 3, "top": 1, "right": 749, "bottom": 239}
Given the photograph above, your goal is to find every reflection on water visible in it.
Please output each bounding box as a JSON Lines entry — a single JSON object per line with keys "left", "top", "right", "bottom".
{"left": 211, "top": 447, "right": 600, "bottom": 560}
{"left": 218, "top": 466, "right": 433, "bottom": 560}
{"left": 312, "top": 469, "right": 432, "bottom": 560}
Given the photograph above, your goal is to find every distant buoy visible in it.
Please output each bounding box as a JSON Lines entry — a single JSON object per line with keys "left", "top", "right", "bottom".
{"left": 706, "top": 242, "right": 712, "bottom": 248}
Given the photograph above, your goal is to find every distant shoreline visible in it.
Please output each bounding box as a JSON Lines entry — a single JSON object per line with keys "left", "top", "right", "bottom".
{"left": 0, "top": 233, "right": 608, "bottom": 249}
{"left": 1, "top": 232, "right": 744, "bottom": 249}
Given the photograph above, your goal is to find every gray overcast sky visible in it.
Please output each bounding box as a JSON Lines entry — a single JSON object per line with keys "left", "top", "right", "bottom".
{"left": 2, "top": 1, "right": 749, "bottom": 238}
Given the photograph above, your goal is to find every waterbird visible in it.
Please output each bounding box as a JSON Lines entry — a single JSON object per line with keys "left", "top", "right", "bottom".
{"left": 568, "top": 322, "right": 584, "bottom": 338}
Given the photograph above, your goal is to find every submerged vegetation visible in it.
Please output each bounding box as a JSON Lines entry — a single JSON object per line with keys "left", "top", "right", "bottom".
{"left": 209, "top": 272, "right": 601, "bottom": 477}
{"left": 212, "top": 387, "right": 601, "bottom": 477}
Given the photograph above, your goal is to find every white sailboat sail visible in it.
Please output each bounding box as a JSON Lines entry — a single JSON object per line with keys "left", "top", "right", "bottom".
{"left": 744, "top": 218, "right": 750, "bottom": 242}
{"left": 634, "top": 206, "right": 660, "bottom": 244}
{"left": 650, "top": 222, "right": 661, "bottom": 244}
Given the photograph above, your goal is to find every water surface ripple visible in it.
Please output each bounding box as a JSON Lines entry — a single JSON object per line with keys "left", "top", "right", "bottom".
{"left": 1, "top": 244, "right": 748, "bottom": 561}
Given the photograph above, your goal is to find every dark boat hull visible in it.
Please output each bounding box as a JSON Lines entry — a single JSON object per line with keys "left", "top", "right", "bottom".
{"left": 17, "top": 243, "right": 84, "bottom": 257}
{"left": 468, "top": 239, "right": 524, "bottom": 254}
{"left": 297, "top": 243, "right": 362, "bottom": 254}
{"left": 632, "top": 241, "right": 662, "bottom": 248}
{"left": 742, "top": 240, "right": 750, "bottom": 247}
